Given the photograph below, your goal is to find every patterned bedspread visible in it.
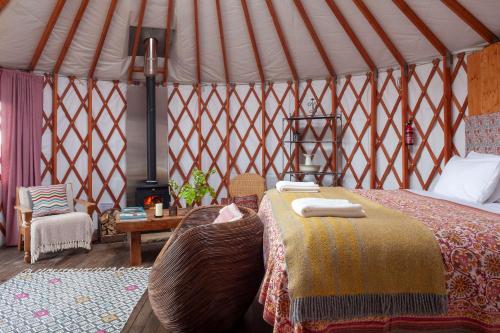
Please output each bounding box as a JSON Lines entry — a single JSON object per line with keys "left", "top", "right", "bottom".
{"left": 258, "top": 189, "right": 499, "bottom": 333}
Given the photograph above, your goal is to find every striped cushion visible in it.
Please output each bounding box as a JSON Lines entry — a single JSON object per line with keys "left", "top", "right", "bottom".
{"left": 29, "top": 184, "right": 71, "bottom": 218}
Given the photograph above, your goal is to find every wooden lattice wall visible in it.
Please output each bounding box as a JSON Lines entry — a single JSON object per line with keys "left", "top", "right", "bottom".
{"left": 35, "top": 56, "right": 468, "bottom": 212}
{"left": 166, "top": 55, "right": 469, "bottom": 204}
{"left": 41, "top": 75, "right": 127, "bottom": 221}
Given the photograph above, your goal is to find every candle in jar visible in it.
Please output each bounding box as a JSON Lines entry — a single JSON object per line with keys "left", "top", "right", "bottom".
{"left": 155, "top": 202, "right": 163, "bottom": 217}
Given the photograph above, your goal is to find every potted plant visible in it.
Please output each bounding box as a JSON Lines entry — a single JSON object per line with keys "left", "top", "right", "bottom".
{"left": 168, "top": 179, "right": 182, "bottom": 216}
{"left": 169, "top": 169, "right": 216, "bottom": 211}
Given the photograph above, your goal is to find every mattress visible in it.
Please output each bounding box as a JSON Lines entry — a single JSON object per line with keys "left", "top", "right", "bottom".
{"left": 258, "top": 189, "right": 499, "bottom": 333}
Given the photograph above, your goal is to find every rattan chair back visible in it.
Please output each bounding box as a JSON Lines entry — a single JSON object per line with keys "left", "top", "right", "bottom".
{"left": 228, "top": 173, "right": 266, "bottom": 202}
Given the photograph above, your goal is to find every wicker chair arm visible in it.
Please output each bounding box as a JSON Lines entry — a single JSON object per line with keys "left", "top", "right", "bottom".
{"left": 14, "top": 205, "right": 33, "bottom": 225}
{"left": 14, "top": 205, "right": 32, "bottom": 214}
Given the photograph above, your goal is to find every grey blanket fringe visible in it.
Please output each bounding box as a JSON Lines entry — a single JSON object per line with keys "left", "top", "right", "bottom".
{"left": 290, "top": 293, "right": 448, "bottom": 324}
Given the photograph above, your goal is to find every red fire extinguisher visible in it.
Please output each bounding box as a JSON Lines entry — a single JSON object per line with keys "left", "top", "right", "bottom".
{"left": 405, "top": 117, "right": 414, "bottom": 146}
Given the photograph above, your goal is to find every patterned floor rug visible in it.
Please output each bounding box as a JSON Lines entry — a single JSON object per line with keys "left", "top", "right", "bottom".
{"left": 0, "top": 267, "right": 150, "bottom": 333}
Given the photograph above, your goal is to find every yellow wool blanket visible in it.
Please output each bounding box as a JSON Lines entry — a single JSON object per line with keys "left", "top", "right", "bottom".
{"left": 267, "top": 187, "right": 447, "bottom": 323}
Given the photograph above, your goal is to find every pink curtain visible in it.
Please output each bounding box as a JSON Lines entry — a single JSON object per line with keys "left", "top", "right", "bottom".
{"left": 0, "top": 69, "right": 43, "bottom": 246}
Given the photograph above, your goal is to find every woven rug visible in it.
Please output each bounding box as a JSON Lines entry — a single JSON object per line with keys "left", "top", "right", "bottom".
{"left": 0, "top": 267, "right": 150, "bottom": 333}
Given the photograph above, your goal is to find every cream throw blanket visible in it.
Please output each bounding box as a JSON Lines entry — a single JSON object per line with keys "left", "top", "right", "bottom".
{"left": 291, "top": 198, "right": 366, "bottom": 218}
{"left": 30, "top": 212, "right": 92, "bottom": 263}
{"left": 276, "top": 181, "right": 319, "bottom": 192}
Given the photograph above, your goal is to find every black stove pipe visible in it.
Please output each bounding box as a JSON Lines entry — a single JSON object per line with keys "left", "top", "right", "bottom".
{"left": 145, "top": 76, "right": 156, "bottom": 183}
{"left": 144, "top": 37, "right": 158, "bottom": 184}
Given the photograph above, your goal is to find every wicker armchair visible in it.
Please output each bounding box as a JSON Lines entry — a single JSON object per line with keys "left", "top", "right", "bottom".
{"left": 228, "top": 173, "right": 266, "bottom": 203}
{"left": 148, "top": 205, "right": 264, "bottom": 333}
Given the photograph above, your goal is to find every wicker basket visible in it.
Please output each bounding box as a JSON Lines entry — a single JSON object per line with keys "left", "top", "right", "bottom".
{"left": 148, "top": 205, "right": 264, "bottom": 332}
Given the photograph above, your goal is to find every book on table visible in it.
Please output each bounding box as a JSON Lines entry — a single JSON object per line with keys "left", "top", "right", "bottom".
{"left": 119, "top": 207, "right": 147, "bottom": 221}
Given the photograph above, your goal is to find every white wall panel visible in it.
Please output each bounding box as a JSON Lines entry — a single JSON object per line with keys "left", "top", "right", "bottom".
{"left": 376, "top": 69, "right": 403, "bottom": 189}
{"left": 34, "top": 57, "right": 468, "bottom": 210}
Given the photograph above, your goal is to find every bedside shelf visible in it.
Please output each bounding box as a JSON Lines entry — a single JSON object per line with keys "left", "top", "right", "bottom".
{"left": 281, "top": 113, "right": 343, "bottom": 186}
{"left": 283, "top": 114, "right": 341, "bottom": 121}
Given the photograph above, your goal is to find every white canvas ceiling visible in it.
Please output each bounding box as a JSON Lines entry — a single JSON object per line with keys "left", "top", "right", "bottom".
{"left": 0, "top": 0, "right": 499, "bottom": 83}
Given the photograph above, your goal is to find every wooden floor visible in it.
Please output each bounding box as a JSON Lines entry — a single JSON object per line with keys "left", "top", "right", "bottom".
{"left": 0, "top": 241, "right": 272, "bottom": 333}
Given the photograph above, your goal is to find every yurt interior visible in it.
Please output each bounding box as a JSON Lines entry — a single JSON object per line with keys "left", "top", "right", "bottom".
{"left": 0, "top": 0, "right": 499, "bottom": 332}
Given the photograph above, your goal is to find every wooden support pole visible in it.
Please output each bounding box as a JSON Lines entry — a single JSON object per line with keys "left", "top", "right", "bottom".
{"left": 330, "top": 78, "right": 338, "bottom": 185}
{"left": 225, "top": 83, "right": 231, "bottom": 188}
{"left": 293, "top": 81, "right": 300, "bottom": 174}
{"left": 87, "top": 79, "right": 93, "bottom": 201}
{"left": 193, "top": 0, "right": 202, "bottom": 171}
{"left": 443, "top": 54, "right": 453, "bottom": 162}
{"left": 52, "top": 74, "right": 59, "bottom": 184}
{"left": 400, "top": 65, "right": 409, "bottom": 188}
{"left": 261, "top": 83, "right": 266, "bottom": 176}
{"left": 197, "top": 84, "right": 202, "bottom": 169}
{"left": 370, "top": 71, "right": 378, "bottom": 189}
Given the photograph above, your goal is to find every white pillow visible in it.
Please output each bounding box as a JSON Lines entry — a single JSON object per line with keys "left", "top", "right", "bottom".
{"left": 433, "top": 156, "right": 500, "bottom": 204}
{"left": 467, "top": 151, "right": 500, "bottom": 160}
{"left": 467, "top": 151, "right": 500, "bottom": 203}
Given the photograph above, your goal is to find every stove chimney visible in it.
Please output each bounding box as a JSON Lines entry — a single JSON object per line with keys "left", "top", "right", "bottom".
{"left": 144, "top": 37, "right": 158, "bottom": 184}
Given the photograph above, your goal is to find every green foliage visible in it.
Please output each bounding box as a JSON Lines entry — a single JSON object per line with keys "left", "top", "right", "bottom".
{"left": 169, "top": 168, "right": 216, "bottom": 206}
{"left": 168, "top": 179, "right": 181, "bottom": 197}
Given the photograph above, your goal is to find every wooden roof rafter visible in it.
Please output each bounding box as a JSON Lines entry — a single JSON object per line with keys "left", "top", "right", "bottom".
{"left": 54, "top": 0, "right": 89, "bottom": 74}
{"left": 353, "top": 0, "right": 405, "bottom": 67}
{"left": 127, "top": 0, "right": 147, "bottom": 83}
{"left": 88, "top": 0, "right": 118, "bottom": 79}
{"left": 293, "top": 0, "right": 336, "bottom": 78}
{"left": 265, "top": 0, "right": 298, "bottom": 81}
{"left": 240, "top": 0, "right": 265, "bottom": 83}
{"left": 194, "top": 0, "right": 201, "bottom": 83}
{"left": 215, "top": 0, "right": 230, "bottom": 83}
{"left": 440, "top": 0, "right": 498, "bottom": 44}
{"left": 0, "top": 0, "right": 10, "bottom": 12}
{"left": 163, "top": 0, "right": 175, "bottom": 84}
{"left": 325, "top": 0, "right": 376, "bottom": 72}
{"left": 392, "top": 0, "right": 448, "bottom": 56}
{"left": 28, "top": 0, "right": 67, "bottom": 71}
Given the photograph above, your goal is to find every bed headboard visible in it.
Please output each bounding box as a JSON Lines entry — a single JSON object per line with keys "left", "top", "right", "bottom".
{"left": 465, "top": 112, "right": 500, "bottom": 155}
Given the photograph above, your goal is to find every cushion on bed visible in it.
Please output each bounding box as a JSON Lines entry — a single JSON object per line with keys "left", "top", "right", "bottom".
{"left": 213, "top": 203, "right": 244, "bottom": 223}
{"left": 433, "top": 156, "right": 500, "bottom": 203}
{"left": 467, "top": 151, "right": 500, "bottom": 203}
{"left": 221, "top": 194, "right": 259, "bottom": 211}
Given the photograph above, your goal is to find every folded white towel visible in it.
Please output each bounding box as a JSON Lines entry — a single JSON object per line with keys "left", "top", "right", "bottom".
{"left": 291, "top": 198, "right": 366, "bottom": 218}
{"left": 276, "top": 181, "right": 319, "bottom": 192}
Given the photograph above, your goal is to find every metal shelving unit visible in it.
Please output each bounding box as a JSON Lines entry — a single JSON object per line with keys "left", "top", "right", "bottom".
{"left": 281, "top": 114, "right": 342, "bottom": 185}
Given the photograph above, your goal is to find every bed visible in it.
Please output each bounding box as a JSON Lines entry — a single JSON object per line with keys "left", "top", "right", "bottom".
{"left": 258, "top": 113, "right": 499, "bottom": 333}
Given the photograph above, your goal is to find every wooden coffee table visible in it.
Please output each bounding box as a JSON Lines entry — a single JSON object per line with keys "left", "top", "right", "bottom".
{"left": 116, "top": 208, "right": 186, "bottom": 266}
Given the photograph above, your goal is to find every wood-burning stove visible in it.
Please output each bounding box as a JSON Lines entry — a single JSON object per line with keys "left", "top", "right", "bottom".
{"left": 135, "top": 183, "right": 170, "bottom": 209}
{"left": 134, "top": 37, "right": 170, "bottom": 209}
